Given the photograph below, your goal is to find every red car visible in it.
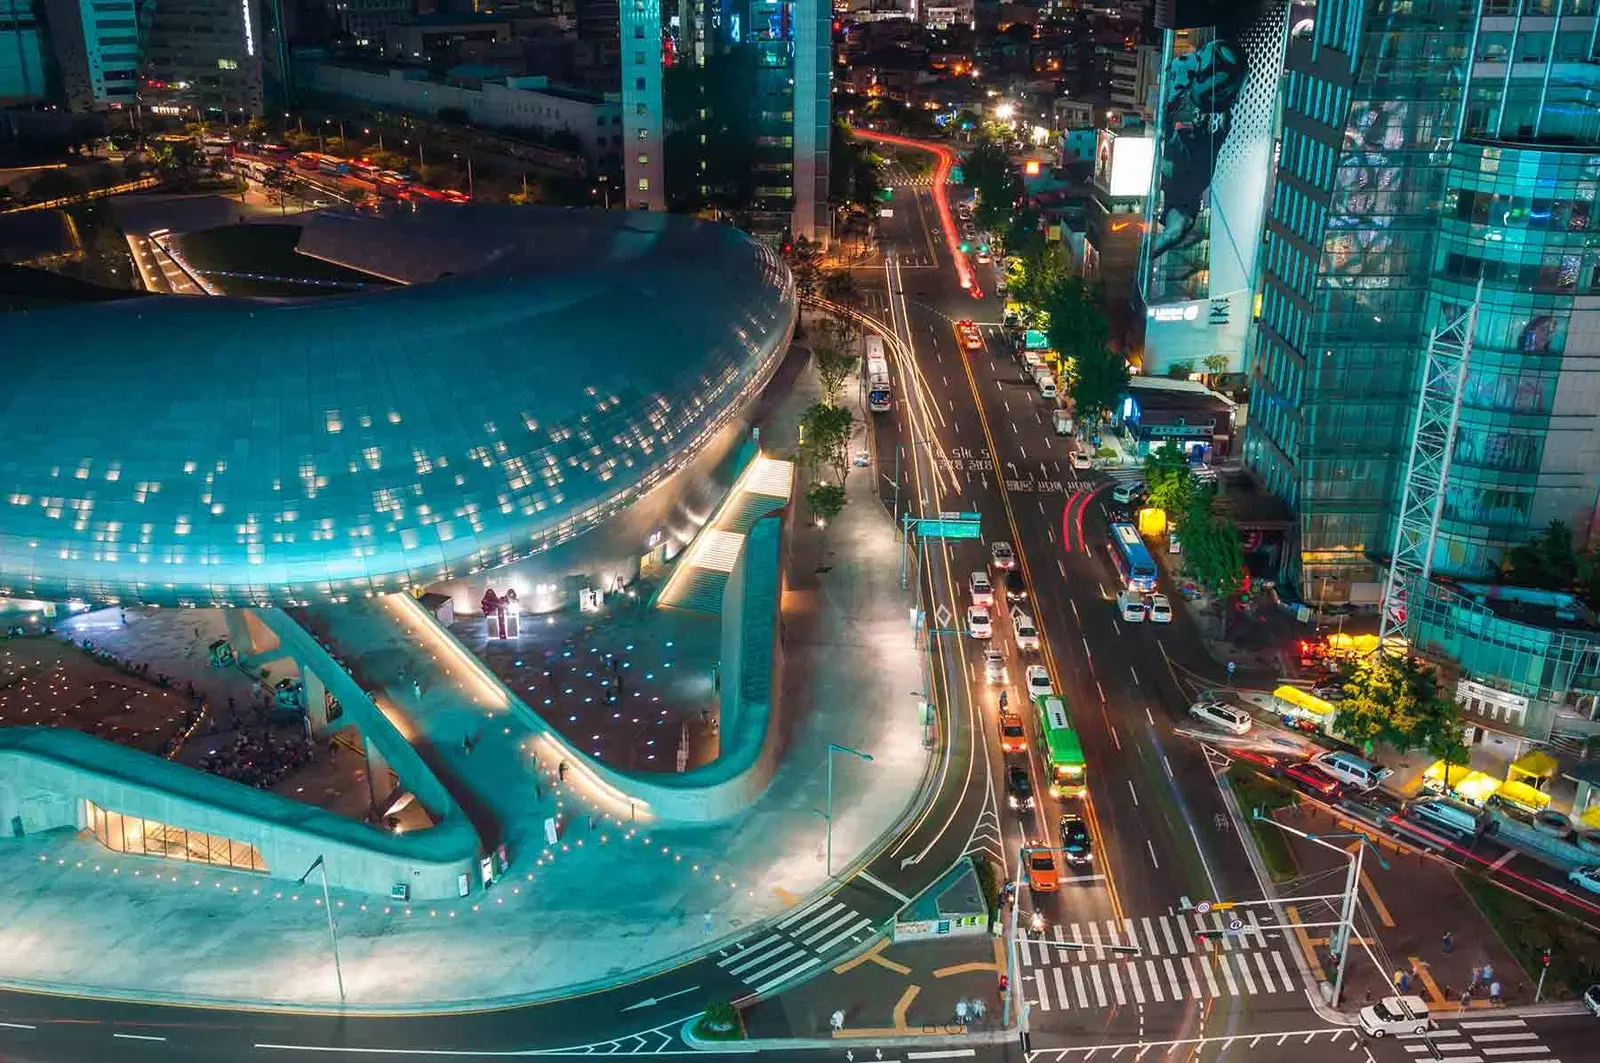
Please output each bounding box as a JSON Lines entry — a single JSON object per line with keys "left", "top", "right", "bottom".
{"left": 955, "top": 320, "right": 983, "bottom": 352}
{"left": 1283, "top": 762, "right": 1343, "bottom": 799}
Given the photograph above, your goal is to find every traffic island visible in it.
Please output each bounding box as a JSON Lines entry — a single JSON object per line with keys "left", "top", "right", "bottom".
{"left": 1456, "top": 869, "right": 1600, "bottom": 1003}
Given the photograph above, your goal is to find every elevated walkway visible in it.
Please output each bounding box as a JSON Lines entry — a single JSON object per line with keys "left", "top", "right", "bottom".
{"left": 656, "top": 454, "right": 794, "bottom": 615}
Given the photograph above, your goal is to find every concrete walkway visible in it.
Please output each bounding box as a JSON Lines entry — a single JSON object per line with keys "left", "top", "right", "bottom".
{"left": 0, "top": 354, "right": 931, "bottom": 1009}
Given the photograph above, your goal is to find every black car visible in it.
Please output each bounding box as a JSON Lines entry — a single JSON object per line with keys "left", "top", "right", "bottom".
{"left": 1005, "top": 569, "right": 1027, "bottom": 600}
{"left": 1059, "top": 813, "right": 1093, "bottom": 865}
{"left": 1007, "top": 763, "right": 1035, "bottom": 812}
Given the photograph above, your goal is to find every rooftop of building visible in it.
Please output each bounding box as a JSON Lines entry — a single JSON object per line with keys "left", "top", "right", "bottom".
{"left": 1127, "top": 375, "right": 1238, "bottom": 412}
{"left": 1450, "top": 582, "right": 1600, "bottom": 636}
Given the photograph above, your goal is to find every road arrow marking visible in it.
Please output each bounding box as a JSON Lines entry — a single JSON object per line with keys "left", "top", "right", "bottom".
{"left": 621, "top": 984, "right": 700, "bottom": 1012}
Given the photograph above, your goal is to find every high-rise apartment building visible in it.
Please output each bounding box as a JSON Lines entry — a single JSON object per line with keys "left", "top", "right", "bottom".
{"left": 1244, "top": 0, "right": 1600, "bottom": 607}
{"left": 621, "top": 0, "right": 830, "bottom": 242}
{"left": 140, "top": 0, "right": 264, "bottom": 117}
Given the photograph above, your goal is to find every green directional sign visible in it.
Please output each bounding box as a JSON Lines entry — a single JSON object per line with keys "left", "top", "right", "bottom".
{"left": 950, "top": 165, "right": 965, "bottom": 183}
{"left": 876, "top": 187, "right": 894, "bottom": 201}
{"left": 908, "top": 511, "right": 983, "bottom": 540}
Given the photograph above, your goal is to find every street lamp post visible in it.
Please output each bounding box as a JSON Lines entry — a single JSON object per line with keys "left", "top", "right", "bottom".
{"left": 297, "top": 855, "right": 346, "bottom": 1005}
{"left": 823, "top": 743, "right": 874, "bottom": 877}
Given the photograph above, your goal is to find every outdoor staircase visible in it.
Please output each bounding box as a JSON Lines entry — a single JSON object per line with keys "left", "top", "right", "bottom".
{"left": 655, "top": 456, "right": 794, "bottom": 616}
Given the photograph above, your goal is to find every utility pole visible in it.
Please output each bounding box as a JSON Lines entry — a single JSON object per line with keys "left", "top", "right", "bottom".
{"left": 824, "top": 743, "right": 873, "bottom": 877}
{"left": 297, "top": 855, "right": 345, "bottom": 1005}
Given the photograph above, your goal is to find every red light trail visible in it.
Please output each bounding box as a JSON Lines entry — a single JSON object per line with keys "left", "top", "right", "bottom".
{"left": 851, "top": 128, "right": 982, "bottom": 298}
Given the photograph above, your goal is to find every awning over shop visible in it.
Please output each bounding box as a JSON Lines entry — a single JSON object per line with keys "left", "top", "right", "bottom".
{"left": 1421, "top": 761, "right": 1501, "bottom": 806}
{"left": 1273, "top": 685, "right": 1337, "bottom": 718}
{"left": 1582, "top": 805, "right": 1600, "bottom": 831}
{"left": 1325, "top": 632, "right": 1383, "bottom": 658}
{"left": 1509, "top": 750, "right": 1558, "bottom": 784}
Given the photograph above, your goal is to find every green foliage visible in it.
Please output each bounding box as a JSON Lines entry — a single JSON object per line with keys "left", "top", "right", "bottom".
{"left": 26, "top": 168, "right": 88, "bottom": 204}
{"left": 1143, "top": 446, "right": 1196, "bottom": 516}
{"left": 806, "top": 480, "right": 848, "bottom": 524}
{"left": 1168, "top": 360, "right": 1196, "bottom": 379}
{"left": 821, "top": 269, "right": 861, "bottom": 308}
{"left": 1003, "top": 205, "right": 1043, "bottom": 259}
{"left": 962, "top": 139, "right": 1017, "bottom": 235}
{"left": 1508, "top": 520, "right": 1578, "bottom": 590}
{"left": 1174, "top": 487, "right": 1245, "bottom": 599}
{"left": 785, "top": 235, "right": 824, "bottom": 300}
{"left": 1068, "top": 344, "right": 1129, "bottom": 434}
{"left": 1334, "top": 655, "right": 1463, "bottom": 759}
{"left": 695, "top": 1000, "right": 744, "bottom": 1040}
{"left": 1009, "top": 245, "right": 1067, "bottom": 324}
{"left": 812, "top": 346, "right": 857, "bottom": 402}
{"left": 1203, "top": 354, "right": 1229, "bottom": 378}
{"left": 1457, "top": 870, "right": 1600, "bottom": 1001}
{"left": 799, "top": 402, "right": 854, "bottom": 485}
{"left": 830, "top": 120, "right": 883, "bottom": 211}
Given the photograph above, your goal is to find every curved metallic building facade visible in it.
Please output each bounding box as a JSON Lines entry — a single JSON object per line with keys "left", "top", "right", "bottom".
{"left": 0, "top": 207, "right": 796, "bottom": 606}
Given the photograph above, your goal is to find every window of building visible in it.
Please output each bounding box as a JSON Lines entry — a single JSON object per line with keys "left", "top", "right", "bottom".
{"left": 637, "top": 178, "right": 649, "bottom": 191}
{"left": 637, "top": 128, "right": 648, "bottom": 140}
{"left": 86, "top": 800, "right": 267, "bottom": 872}
{"left": 635, "top": 77, "right": 646, "bottom": 91}
{"left": 637, "top": 153, "right": 649, "bottom": 165}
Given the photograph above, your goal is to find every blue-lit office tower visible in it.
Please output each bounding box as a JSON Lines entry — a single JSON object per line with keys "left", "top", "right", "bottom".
{"left": 0, "top": 0, "right": 47, "bottom": 103}
{"left": 1244, "top": 0, "right": 1600, "bottom": 606}
{"left": 621, "top": 0, "right": 829, "bottom": 242}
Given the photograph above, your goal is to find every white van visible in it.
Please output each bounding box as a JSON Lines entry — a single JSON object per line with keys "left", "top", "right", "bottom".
{"left": 1052, "top": 409, "right": 1074, "bottom": 436}
{"left": 1116, "top": 589, "right": 1147, "bottom": 622}
{"left": 1314, "top": 751, "right": 1392, "bottom": 792}
{"left": 1039, "top": 376, "right": 1057, "bottom": 401}
{"left": 1405, "top": 796, "right": 1481, "bottom": 836}
{"left": 1358, "top": 995, "right": 1431, "bottom": 1037}
{"left": 1111, "top": 481, "right": 1146, "bottom": 505}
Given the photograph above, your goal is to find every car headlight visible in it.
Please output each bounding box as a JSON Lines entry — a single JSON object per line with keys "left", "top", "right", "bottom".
{"left": 1008, "top": 795, "right": 1019, "bottom": 809}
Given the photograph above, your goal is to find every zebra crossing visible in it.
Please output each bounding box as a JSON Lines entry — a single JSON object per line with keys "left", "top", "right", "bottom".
{"left": 1397, "top": 1016, "right": 1562, "bottom": 1063}
{"left": 1018, "top": 909, "right": 1306, "bottom": 1011}
{"left": 714, "top": 892, "right": 876, "bottom": 996}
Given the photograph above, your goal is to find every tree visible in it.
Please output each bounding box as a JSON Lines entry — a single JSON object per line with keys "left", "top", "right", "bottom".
{"left": 962, "top": 139, "right": 1018, "bottom": 235}
{"left": 1335, "top": 655, "right": 1463, "bottom": 761}
{"left": 1202, "top": 354, "right": 1229, "bottom": 380}
{"left": 1069, "top": 344, "right": 1130, "bottom": 433}
{"left": 1143, "top": 446, "right": 1196, "bottom": 515}
{"left": 1175, "top": 487, "right": 1245, "bottom": 600}
{"left": 786, "top": 235, "right": 824, "bottom": 300}
{"left": 806, "top": 481, "right": 848, "bottom": 526}
{"left": 821, "top": 269, "right": 861, "bottom": 310}
{"left": 1003, "top": 205, "right": 1044, "bottom": 260}
{"left": 813, "top": 346, "right": 857, "bottom": 402}
{"left": 27, "top": 168, "right": 88, "bottom": 204}
{"left": 799, "top": 402, "right": 854, "bottom": 485}
{"left": 1508, "top": 520, "right": 1578, "bottom": 590}
{"left": 1168, "top": 360, "right": 1196, "bottom": 380}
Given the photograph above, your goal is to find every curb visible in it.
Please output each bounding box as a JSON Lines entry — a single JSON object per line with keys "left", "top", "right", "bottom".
{"left": 682, "top": 1019, "right": 1013, "bottom": 1053}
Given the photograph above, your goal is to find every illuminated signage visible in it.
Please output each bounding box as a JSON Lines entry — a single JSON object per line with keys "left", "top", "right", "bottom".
{"left": 1147, "top": 303, "right": 1201, "bottom": 322}
{"left": 243, "top": 0, "right": 254, "bottom": 56}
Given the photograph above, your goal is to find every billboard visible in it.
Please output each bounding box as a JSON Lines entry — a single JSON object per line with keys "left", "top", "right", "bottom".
{"left": 1095, "top": 130, "right": 1156, "bottom": 199}
{"left": 1143, "top": 0, "right": 1288, "bottom": 304}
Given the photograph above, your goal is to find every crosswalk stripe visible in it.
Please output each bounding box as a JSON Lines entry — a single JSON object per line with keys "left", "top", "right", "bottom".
{"left": 732, "top": 942, "right": 801, "bottom": 980}
{"left": 1125, "top": 960, "right": 1145, "bottom": 1004}
{"left": 1201, "top": 954, "right": 1224, "bottom": 996}
{"left": 1473, "top": 1035, "right": 1541, "bottom": 1043}
{"left": 793, "top": 901, "right": 845, "bottom": 936}
{"left": 1143, "top": 916, "right": 1161, "bottom": 954}
{"left": 1108, "top": 962, "right": 1127, "bottom": 1006}
{"left": 1480, "top": 1050, "right": 1554, "bottom": 1058}
{"left": 1246, "top": 908, "right": 1268, "bottom": 947}
{"left": 1053, "top": 924, "right": 1074, "bottom": 962}
{"left": 1213, "top": 913, "right": 1236, "bottom": 951}
{"left": 1073, "top": 965, "right": 1089, "bottom": 1008}
{"left": 1052, "top": 965, "right": 1069, "bottom": 1010}
{"left": 778, "top": 895, "right": 833, "bottom": 929}
{"left": 1460, "top": 1020, "right": 1529, "bottom": 1030}
{"left": 1272, "top": 950, "right": 1295, "bottom": 993}
{"left": 1089, "top": 964, "right": 1108, "bottom": 1007}
{"left": 719, "top": 934, "right": 788, "bottom": 971}
{"left": 1070, "top": 923, "right": 1083, "bottom": 959}
{"left": 1020, "top": 936, "right": 1034, "bottom": 968}
{"left": 1089, "top": 921, "right": 1105, "bottom": 960}
{"left": 1034, "top": 969, "right": 1051, "bottom": 1011}
{"left": 816, "top": 917, "right": 874, "bottom": 955}
{"left": 749, "top": 954, "right": 820, "bottom": 995}
{"left": 1107, "top": 919, "right": 1125, "bottom": 950}
{"left": 1161, "top": 915, "right": 1181, "bottom": 954}
{"left": 803, "top": 909, "right": 862, "bottom": 947}
{"left": 1125, "top": 917, "right": 1141, "bottom": 952}
{"left": 1250, "top": 951, "right": 1272, "bottom": 991}
{"left": 1145, "top": 959, "right": 1164, "bottom": 1003}
{"left": 1233, "top": 953, "right": 1257, "bottom": 994}
{"left": 1177, "top": 960, "right": 1203, "bottom": 998}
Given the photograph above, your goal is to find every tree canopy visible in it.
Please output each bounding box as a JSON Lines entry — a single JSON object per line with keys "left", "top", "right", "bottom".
{"left": 1335, "top": 655, "right": 1464, "bottom": 762}
{"left": 1174, "top": 486, "right": 1245, "bottom": 599}
{"left": 1143, "top": 445, "right": 1196, "bottom": 515}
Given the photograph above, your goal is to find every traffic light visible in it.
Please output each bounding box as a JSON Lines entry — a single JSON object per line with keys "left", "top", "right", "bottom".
{"left": 1540, "top": 948, "right": 1552, "bottom": 967}
{"left": 959, "top": 240, "right": 970, "bottom": 252}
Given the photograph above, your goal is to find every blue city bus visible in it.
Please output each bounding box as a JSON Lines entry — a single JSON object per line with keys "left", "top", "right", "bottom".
{"left": 1108, "top": 521, "right": 1157, "bottom": 592}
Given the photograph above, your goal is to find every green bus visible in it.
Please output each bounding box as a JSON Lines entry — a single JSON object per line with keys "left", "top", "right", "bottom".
{"left": 1034, "top": 693, "right": 1086, "bottom": 798}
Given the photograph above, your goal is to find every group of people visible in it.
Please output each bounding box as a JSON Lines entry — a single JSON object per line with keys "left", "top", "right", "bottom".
{"left": 195, "top": 728, "right": 316, "bottom": 790}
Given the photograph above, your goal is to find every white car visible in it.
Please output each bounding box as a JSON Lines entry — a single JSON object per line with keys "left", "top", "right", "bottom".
{"left": 1012, "top": 611, "right": 1040, "bottom": 652}
{"left": 983, "top": 649, "right": 1007, "bottom": 684}
{"left": 969, "top": 570, "right": 994, "bottom": 606}
{"left": 1117, "top": 589, "right": 1147, "bottom": 622}
{"left": 1358, "top": 995, "right": 1432, "bottom": 1038}
{"left": 1189, "top": 700, "right": 1252, "bottom": 735}
{"left": 1148, "top": 593, "right": 1173, "bottom": 623}
{"left": 1070, "top": 450, "right": 1092, "bottom": 471}
{"left": 1026, "top": 664, "right": 1053, "bottom": 699}
{"left": 990, "top": 541, "right": 1017, "bottom": 570}
{"left": 1569, "top": 866, "right": 1600, "bottom": 896}
{"left": 968, "top": 605, "right": 992, "bottom": 639}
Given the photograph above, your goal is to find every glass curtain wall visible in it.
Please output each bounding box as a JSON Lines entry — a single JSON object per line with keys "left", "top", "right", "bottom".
{"left": 86, "top": 800, "right": 268, "bottom": 872}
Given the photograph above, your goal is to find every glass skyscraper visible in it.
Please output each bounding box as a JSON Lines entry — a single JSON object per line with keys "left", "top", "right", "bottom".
{"left": 1245, "top": 0, "right": 1600, "bottom": 606}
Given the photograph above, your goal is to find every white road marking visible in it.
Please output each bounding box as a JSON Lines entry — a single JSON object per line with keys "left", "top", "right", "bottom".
{"left": 1130, "top": 665, "right": 1140, "bottom": 686}
{"left": 1109, "top": 724, "right": 1121, "bottom": 750}
{"left": 113, "top": 1034, "right": 167, "bottom": 1042}
{"left": 1128, "top": 780, "right": 1140, "bottom": 806}
{"left": 1147, "top": 839, "right": 1160, "bottom": 868}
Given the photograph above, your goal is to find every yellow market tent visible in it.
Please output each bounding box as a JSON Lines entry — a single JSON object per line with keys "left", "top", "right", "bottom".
{"left": 1421, "top": 760, "right": 1500, "bottom": 806}
{"left": 1509, "top": 750, "right": 1558, "bottom": 786}
{"left": 1582, "top": 805, "right": 1600, "bottom": 831}
{"left": 1496, "top": 778, "right": 1551, "bottom": 814}
{"left": 1325, "top": 632, "right": 1383, "bottom": 658}
{"left": 1272, "top": 685, "right": 1338, "bottom": 734}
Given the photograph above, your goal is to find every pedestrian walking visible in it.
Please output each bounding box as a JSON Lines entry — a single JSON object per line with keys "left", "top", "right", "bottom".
{"left": 954, "top": 999, "right": 969, "bottom": 1025}
{"left": 830, "top": 1010, "right": 845, "bottom": 1032}
{"left": 969, "top": 998, "right": 986, "bottom": 1022}
{"left": 1489, "top": 980, "right": 1502, "bottom": 1006}
{"left": 1470, "top": 965, "right": 1482, "bottom": 990}
{"left": 1482, "top": 963, "right": 1494, "bottom": 985}
{"left": 413, "top": 678, "right": 422, "bottom": 699}
{"left": 1442, "top": 931, "right": 1454, "bottom": 955}
{"left": 1364, "top": 988, "right": 1373, "bottom": 1005}
{"left": 1460, "top": 989, "right": 1471, "bottom": 1009}
{"left": 462, "top": 733, "right": 473, "bottom": 754}
{"left": 559, "top": 759, "right": 569, "bottom": 782}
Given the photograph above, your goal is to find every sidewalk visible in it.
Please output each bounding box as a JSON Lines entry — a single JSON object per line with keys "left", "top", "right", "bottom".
{"left": 0, "top": 352, "right": 932, "bottom": 1010}
{"left": 1268, "top": 804, "right": 1528, "bottom": 1011}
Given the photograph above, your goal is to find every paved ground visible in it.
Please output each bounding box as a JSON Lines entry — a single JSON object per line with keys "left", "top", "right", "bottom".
{"left": 0, "top": 351, "right": 931, "bottom": 1009}
{"left": 453, "top": 595, "right": 721, "bottom": 772}
{"left": 1272, "top": 804, "right": 1527, "bottom": 1010}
